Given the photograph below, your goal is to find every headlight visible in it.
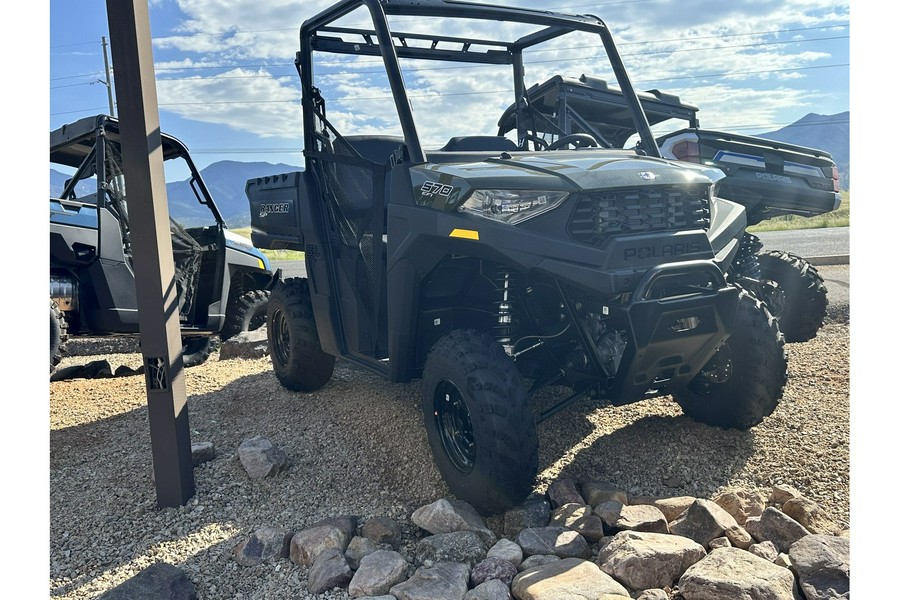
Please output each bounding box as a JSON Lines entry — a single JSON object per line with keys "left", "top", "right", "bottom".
{"left": 459, "top": 190, "right": 569, "bottom": 224}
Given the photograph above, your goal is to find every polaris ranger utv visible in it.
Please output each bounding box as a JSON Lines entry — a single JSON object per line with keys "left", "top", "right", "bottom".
{"left": 50, "top": 115, "right": 278, "bottom": 374}
{"left": 496, "top": 74, "right": 841, "bottom": 341}
{"left": 248, "top": 0, "right": 787, "bottom": 513}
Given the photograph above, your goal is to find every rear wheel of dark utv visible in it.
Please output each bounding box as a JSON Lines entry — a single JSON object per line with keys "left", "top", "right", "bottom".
{"left": 267, "top": 278, "right": 335, "bottom": 392}
{"left": 182, "top": 337, "right": 214, "bottom": 368}
{"left": 757, "top": 250, "right": 828, "bottom": 342}
{"left": 221, "top": 289, "right": 271, "bottom": 340}
{"left": 422, "top": 330, "right": 538, "bottom": 515}
{"left": 672, "top": 290, "right": 787, "bottom": 430}
{"left": 50, "top": 299, "right": 68, "bottom": 375}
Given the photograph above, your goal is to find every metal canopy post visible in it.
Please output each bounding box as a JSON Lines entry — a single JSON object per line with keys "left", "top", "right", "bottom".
{"left": 105, "top": 0, "right": 195, "bottom": 507}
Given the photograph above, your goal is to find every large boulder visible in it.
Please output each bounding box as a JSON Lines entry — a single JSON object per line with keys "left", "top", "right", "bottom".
{"left": 237, "top": 436, "right": 289, "bottom": 479}
{"left": 307, "top": 548, "right": 352, "bottom": 595}
{"left": 669, "top": 499, "right": 739, "bottom": 547}
{"left": 289, "top": 522, "right": 353, "bottom": 567}
{"left": 412, "top": 498, "right": 497, "bottom": 546}
{"left": 594, "top": 501, "right": 668, "bottom": 534}
{"left": 678, "top": 547, "right": 800, "bottom": 600}
{"left": 503, "top": 498, "right": 551, "bottom": 539}
{"left": 415, "top": 531, "right": 488, "bottom": 567}
{"left": 597, "top": 530, "right": 706, "bottom": 590}
{"left": 789, "top": 534, "right": 850, "bottom": 600}
{"left": 231, "top": 527, "right": 292, "bottom": 566}
{"left": 390, "top": 562, "right": 471, "bottom": 600}
{"left": 349, "top": 549, "right": 410, "bottom": 597}
{"left": 97, "top": 562, "right": 197, "bottom": 600}
{"left": 512, "top": 557, "right": 629, "bottom": 599}
{"left": 744, "top": 507, "right": 811, "bottom": 554}
{"left": 515, "top": 527, "right": 591, "bottom": 559}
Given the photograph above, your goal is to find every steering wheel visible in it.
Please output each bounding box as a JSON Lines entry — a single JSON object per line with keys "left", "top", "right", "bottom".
{"left": 522, "top": 133, "right": 549, "bottom": 151}
{"left": 547, "top": 133, "right": 599, "bottom": 150}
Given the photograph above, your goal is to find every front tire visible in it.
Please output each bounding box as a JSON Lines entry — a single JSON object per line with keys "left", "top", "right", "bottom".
{"left": 757, "top": 250, "right": 827, "bottom": 342}
{"left": 267, "top": 278, "right": 335, "bottom": 392}
{"left": 422, "top": 330, "right": 538, "bottom": 515}
{"left": 672, "top": 290, "right": 787, "bottom": 430}
{"left": 51, "top": 299, "right": 68, "bottom": 375}
{"left": 221, "top": 289, "right": 271, "bottom": 340}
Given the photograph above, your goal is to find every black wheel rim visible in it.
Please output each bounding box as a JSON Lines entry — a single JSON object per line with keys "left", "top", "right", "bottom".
{"left": 689, "top": 342, "right": 734, "bottom": 396}
{"left": 270, "top": 307, "right": 291, "bottom": 366}
{"left": 434, "top": 380, "right": 476, "bottom": 474}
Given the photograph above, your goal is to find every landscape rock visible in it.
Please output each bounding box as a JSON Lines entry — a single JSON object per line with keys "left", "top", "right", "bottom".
{"left": 517, "top": 555, "right": 560, "bottom": 572}
{"left": 744, "top": 507, "right": 811, "bottom": 554}
{"left": 770, "top": 484, "right": 804, "bottom": 508}
{"left": 549, "top": 503, "right": 606, "bottom": 542}
{"left": 308, "top": 548, "right": 353, "bottom": 594}
{"left": 776, "top": 553, "right": 792, "bottom": 569}
{"left": 630, "top": 496, "right": 696, "bottom": 523}
{"left": 346, "top": 535, "right": 388, "bottom": 570}
{"left": 581, "top": 480, "right": 628, "bottom": 507}
{"left": 231, "top": 526, "right": 292, "bottom": 566}
{"left": 290, "top": 522, "right": 353, "bottom": 566}
{"left": 51, "top": 359, "right": 114, "bottom": 382}
{"left": 594, "top": 500, "right": 669, "bottom": 534}
{"left": 237, "top": 436, "right": 289, "bottom": 479}
{"left": 314, "top": 515, "right": 359, "bottom": 539}
{"left": 361, "top": 516, "right": 404, "bottom": 549}
{"left": 415, "top": 531, "right": 487, "bottom": 567}
{"left": 515, "top": 526, "right": 591, "bottom": 559}
{"left": 219, "top": 328, "right": 268, "bottom": 359}
{"left": 503, "top": 498, "right": 551, "bottom": 538}
{"left": 464, "top": 579, "right": 511, "bottom": 600}
{"left": 511, "top": 557, "right": 630, "bottom": 599}
{"left": 708, "top": 537, "right": 731, "bottom": 550}
{"left": 669, "top": 499, "right": 739, "bottom": 547}
{"left": 782, "top": 497, "right": 839, "bottom": 535}
{"left": 390, "top": 561, "right": 471, "bottom": 600}
{"left": 724, "top": 524, "right": 754, "bottom": 550}
{"left": 470, "top": 557, "right": 517, "bottom": 587}
{"left": 636, "top": 590, "right": 669, "bottom": 600}
{"left": 546, "top": 478, "right": 586, "bottom": 508}
{"left": 412, "top": 498, "right": 497, "bottom": 546}
{"left": 190, "top": 441, "right": 216, "bottom": 466}
{"left": 486, "top": 539, "right": 522, "bottom": 568}
{"left": 713, "top": 489, "right": 767, "bottom": 526}
{"left": 349, "top": 550, "right": 410, "bottom": 597}
{"left": 97, "top": 562, "right": 197, "bottom": 600}
{"left": 789, "top": 534, "right": 849, "bottom": 600}
{"left": 597, "top": 530, "right": 706, "bottom": 590}
{"left": 749, "top": 540, "right": 779, "bottom": 562}
{"left": 678, "top": 547, "right": 800, "bottom": 600}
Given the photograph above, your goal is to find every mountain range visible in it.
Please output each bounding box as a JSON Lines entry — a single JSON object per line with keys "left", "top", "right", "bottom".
{"left": 50, "top": 111, "right": 849, "bottom": 228}
{"left": 758, "top": 111, "right": 849, "bottom": 189}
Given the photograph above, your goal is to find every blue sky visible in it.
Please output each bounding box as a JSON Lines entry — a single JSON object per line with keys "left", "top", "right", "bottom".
{"left": 48, "top": 0, "right": 850, "bottom": 171}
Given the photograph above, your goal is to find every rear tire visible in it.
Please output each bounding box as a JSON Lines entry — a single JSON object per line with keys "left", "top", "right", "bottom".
{"left": 182, "top": 337, "right": 214, "bottom": 368}
{"left": 221, "top": 289, "right": 271, "bottom": 340}
{"left": 267, "top": 278, "right": 335, "bottom": 392}
{"left": 672, "top": 290, "right": 787, "bottom": 430}
{"left": 51, "top": 299, "right": 68, "bottom": 375}
{"left": 422, "top": 330, "right": 538, "bottom": 514}
{"left": 757, "top": 250, "right": 827, "bottom": 342}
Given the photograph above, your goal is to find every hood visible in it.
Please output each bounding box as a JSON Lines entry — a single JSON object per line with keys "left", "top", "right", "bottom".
{"left": 417, "top": 149, "right": 723, "bottom": 194}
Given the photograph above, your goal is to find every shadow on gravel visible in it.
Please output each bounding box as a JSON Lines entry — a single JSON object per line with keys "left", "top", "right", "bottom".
{"left": 531, "top": 392, "right": 757, "bottom": 501}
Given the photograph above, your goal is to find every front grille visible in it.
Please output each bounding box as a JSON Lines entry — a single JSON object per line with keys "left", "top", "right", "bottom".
{"left": 567, "top": 185, "right": 710, "bottom": 246}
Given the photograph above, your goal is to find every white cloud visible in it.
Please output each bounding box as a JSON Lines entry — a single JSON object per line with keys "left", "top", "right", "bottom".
{"left": 144, "top": 0, "right": 848, "bottom": 146}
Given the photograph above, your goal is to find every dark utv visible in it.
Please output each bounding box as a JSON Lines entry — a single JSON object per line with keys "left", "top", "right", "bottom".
{"left": 248, "top": 0, "right": 787, "bottom": 513}
{"left": 50, "top": 115, "right": 278, "bottom": 374}
{"left": 497, "top": 74, "right": 840, "bottom": 341}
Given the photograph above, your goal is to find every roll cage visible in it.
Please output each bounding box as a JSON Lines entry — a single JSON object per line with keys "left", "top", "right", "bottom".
{"left": 296, "top": 0, "right": 662, "bottom": 162}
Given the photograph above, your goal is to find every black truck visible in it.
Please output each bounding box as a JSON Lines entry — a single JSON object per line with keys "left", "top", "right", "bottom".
{"left": 246, "top": 0, "right": 787, "bottom": 513}
{"left": 497, "top": 74, "right": 840, "bottom": 341}
{"left": 50, "top": 115, "right": 278, "bottom": 374}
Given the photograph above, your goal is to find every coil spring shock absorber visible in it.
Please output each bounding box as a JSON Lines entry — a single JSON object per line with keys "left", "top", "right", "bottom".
{"left": 731, "top": 232, "right": 763, "bottom": 280}
{"left": 495, "top": 269, "right": 516, "bottom": 355}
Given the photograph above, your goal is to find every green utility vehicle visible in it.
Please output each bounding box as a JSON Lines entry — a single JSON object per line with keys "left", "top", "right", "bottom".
{"left": 247, "top": 0, "right": 787, "bottom": 513}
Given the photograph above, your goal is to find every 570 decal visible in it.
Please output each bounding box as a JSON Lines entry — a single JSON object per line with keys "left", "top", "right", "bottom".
{"left": 420, "top": 181, "right": 455, "bottom": 198}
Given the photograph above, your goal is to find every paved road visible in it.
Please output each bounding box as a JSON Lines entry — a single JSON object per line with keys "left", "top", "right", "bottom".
{"left": 755, "top": 226, "right": 849, "bottom": 261}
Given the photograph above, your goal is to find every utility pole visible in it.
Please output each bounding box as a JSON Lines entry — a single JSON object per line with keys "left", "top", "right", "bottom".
{"left": 106, "top": 0, "right": 195, "bottom": 508}
{"left": 101, "top": 36, "right": 116, "bottom": 116}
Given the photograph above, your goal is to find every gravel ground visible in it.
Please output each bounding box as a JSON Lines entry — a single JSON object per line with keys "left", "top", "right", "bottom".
{"left": 49, "top": 273, "right": 850, "bottom": 599}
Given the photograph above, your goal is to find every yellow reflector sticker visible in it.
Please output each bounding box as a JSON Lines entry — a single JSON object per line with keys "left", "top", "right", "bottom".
{"left": 257, "top": 258, "right": 265, "bottom": 270}
{"left": 449, "top": 228, "right": 479, "bottom": 240}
